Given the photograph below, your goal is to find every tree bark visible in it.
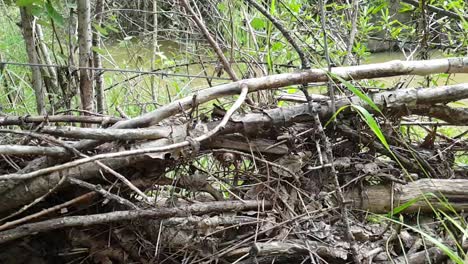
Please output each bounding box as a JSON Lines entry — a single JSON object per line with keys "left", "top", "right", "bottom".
{"left": 35, "top": 24, "right": 59, "bottom": 97}
{"left": 77, "top": 0, "right": 94, "bottom": 114}
{"left": 347, "top": 179, "right": 468, "bottom": 213}
{"left": 92, "top": 0, "right": 105, "bottom": 114}
{"left": 19, "top": 7, "right": 45, "bottom": 115}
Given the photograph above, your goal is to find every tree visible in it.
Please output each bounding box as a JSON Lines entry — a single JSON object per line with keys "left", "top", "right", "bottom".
{"left": 19, "top": 7, "right": 45, "bottom": 115}
{"left": 77, "top": 0, "right": 93, "bottom": 114}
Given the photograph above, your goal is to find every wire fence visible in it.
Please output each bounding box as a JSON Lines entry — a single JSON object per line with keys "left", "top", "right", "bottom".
{"left": 0, "top": 61, "right": 232, "bottom": 80}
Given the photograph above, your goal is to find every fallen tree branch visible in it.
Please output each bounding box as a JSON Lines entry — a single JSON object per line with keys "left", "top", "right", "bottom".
{"left": 0, "top": 84, "right": 249, "bottom": 181}
{"left": 72, "top": 57, "right": 468, "bottom": 152}
{"left": 67, "top": 177, "right": 139, "bottom": 210}
{"left": 0, "top": 200, "right": 271, "bottom": 244}
{"left": 0, "top": 115, "right": 122, "bottom": 126}
{"left": 0, "top": 192, "right": 96, "bottom": 232}
{"left": 251, "top": 240, "right": 347, "bottom": 260}
{"left": 13, "top": 82, "right": 468, "bottom": 172}
{"left": 410, "top": 104, "right": 468, "bottom": 125}
{"left": 347, "top": 179, "right": 468, "bottom": 213}
{"left": 39, "top": 125, "right": 173, "bottom": 140}
{"left": 0, "top": 154, "right": 152, "bottom": 213}
{"left": 0, "top": 145, "right": 69, "bottom": 156}
{"left": 1, "top": 83, "right": 468, "bottom": 213}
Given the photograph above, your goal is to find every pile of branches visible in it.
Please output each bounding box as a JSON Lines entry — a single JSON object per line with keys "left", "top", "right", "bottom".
{"left": 0, "top": 57, "right": 466, "bottom": 263}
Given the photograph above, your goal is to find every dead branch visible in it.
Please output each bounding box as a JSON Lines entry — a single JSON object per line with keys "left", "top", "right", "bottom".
{"left": 1, "top": 83, "right": 468, "bottom": 213}
{"left": 347, "top": 179, "right": 468, "bottom": 213}
{"left": 0, "top": 115, "right": 122, "bottom": 126}
{"left": 72, "top": 57, "right": 468, "bottom": 152}
{"left": 0, "top": 145, "right": 69, "bottom": 156}
{"left": 0, "top": 200, "right": 271, "bottom": 244}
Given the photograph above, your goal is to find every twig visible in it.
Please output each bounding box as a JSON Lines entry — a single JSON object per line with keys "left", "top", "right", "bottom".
{"left": 0, "top": 175, "right": 68, "bottom": 223}
{"left": 0, "top": 200, "right": 272, "bottom": 244}
{"left": 0, "top": 145, "right": 69, "bottom": 156}
{"left": 0, "top": 192, "right": 96, "bottom": 231}
{"left": 342, "top": 0, "right": 359, "bottom": 65}
{"left": 180, "top": 0, "right": 239, "bottom": 81}
{"left": 67, "top": 177, "right": 139, "bottom": 209}
{"left": 319, "top": 0, "right": 335, "bottom": 113}
{"left": 211, "top": 149, "right": 297, "bottom": 178}
{"left": 0, "top": 115, "right": 123, "bottom": 126}
{"left": 39, "top": 125, "right": 172, "bottom": 140}
{"left": 244, "top": 0, "right": 309, "bottom": 69}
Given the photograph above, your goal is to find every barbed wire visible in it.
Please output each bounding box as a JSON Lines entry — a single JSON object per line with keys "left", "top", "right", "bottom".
{"left": 0, "top": 61, "right": 232, "bottom": 81}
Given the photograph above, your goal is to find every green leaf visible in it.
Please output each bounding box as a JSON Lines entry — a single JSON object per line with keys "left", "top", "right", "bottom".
{"left": 271, "top": 42, "right": 284, "bottom": 51}
{"left": 378, "top": 215, "right": 464, "bottom": 264}
{"left": 16, "top": 0, "right": 43, "bottom": 7}
{"left": 45, "top": 2, "right": 63, "bottom": 25}
{"left": 288, "top": 0, "right": 301, "bottom": 13}
{"left": 449, "top": 101, "right": 468, "bottom": 107}
{"left": 325, "top": 105, "right": 350, "bottom": 127}
{"left": 269, "top": 0, "right": 276, "bottom": 15}
{"left": 286, "top": 87, "right": 298, "bottom": 94}
{"left": 439, "top": 211, "right": 468, "bottom": 238}
{"left": 30, "top": 5, "right": 45, "bottom": 16}
{"left": 91, "top": 47, "right": 106, "bottom": 55}
{"left": 251, "top": 17, "right": 266, "bottom": 30}
{"left": 93, "top": 23, "right": 108, "bottom": 36}
{"left": 329, "top": 72, "right": 382, "bottom": 114}
{"left": 399, "top": 2, "right": 414, "bottom": 13}
{"left": 217, "top": 2, "right": 226, "bottom": 12}
{"left": 106, "top": 24, "right": 119, "bottom": 33}
{"left": 387, "top": 194, "right": 427, "bottom": 216}
{"left": 352, "top": 105, "right": 389, "bottom": 150}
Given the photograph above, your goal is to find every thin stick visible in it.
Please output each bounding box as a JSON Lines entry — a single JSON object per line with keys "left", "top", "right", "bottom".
{"left": 180, "top": 0, "right": 239, "bottom": 81}
{"left": 67, "top": 177, "right": 139, "bottom": 209}
{"left": 0, "top": 115, "right": 123, "bottom": 126}
{"left": 0, "top": 192, "right": 96, "bottom": 232}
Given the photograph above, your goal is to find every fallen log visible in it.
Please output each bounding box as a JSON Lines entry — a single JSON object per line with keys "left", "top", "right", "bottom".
{"left": 347, "top": 179, "right": 468, "bottom": 213}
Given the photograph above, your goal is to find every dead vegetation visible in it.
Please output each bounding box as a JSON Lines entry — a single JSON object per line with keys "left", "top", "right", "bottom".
{"left": 0, "top": 58, "right": 467, "bottom": 263}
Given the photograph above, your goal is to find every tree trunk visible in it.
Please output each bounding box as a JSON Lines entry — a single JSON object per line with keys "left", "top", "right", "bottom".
{"left": 92, "top": 0, "right": 105, "bottom": 114}
{"left": 77, "top": 0, "right": 94, "bottom": 114}
{"left": 35, "top": 23, "right": 60, "bottom": 110}
{"left": 150, "top": 0, "right": 159, "bottom": 105}
{"left": 19, "top": 7, "right": 45, "bottom": 115}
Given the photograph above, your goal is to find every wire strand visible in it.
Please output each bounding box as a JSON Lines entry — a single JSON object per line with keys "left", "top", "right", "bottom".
{"left": 0, "top": 61, "right": 232, "bottom": 80}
